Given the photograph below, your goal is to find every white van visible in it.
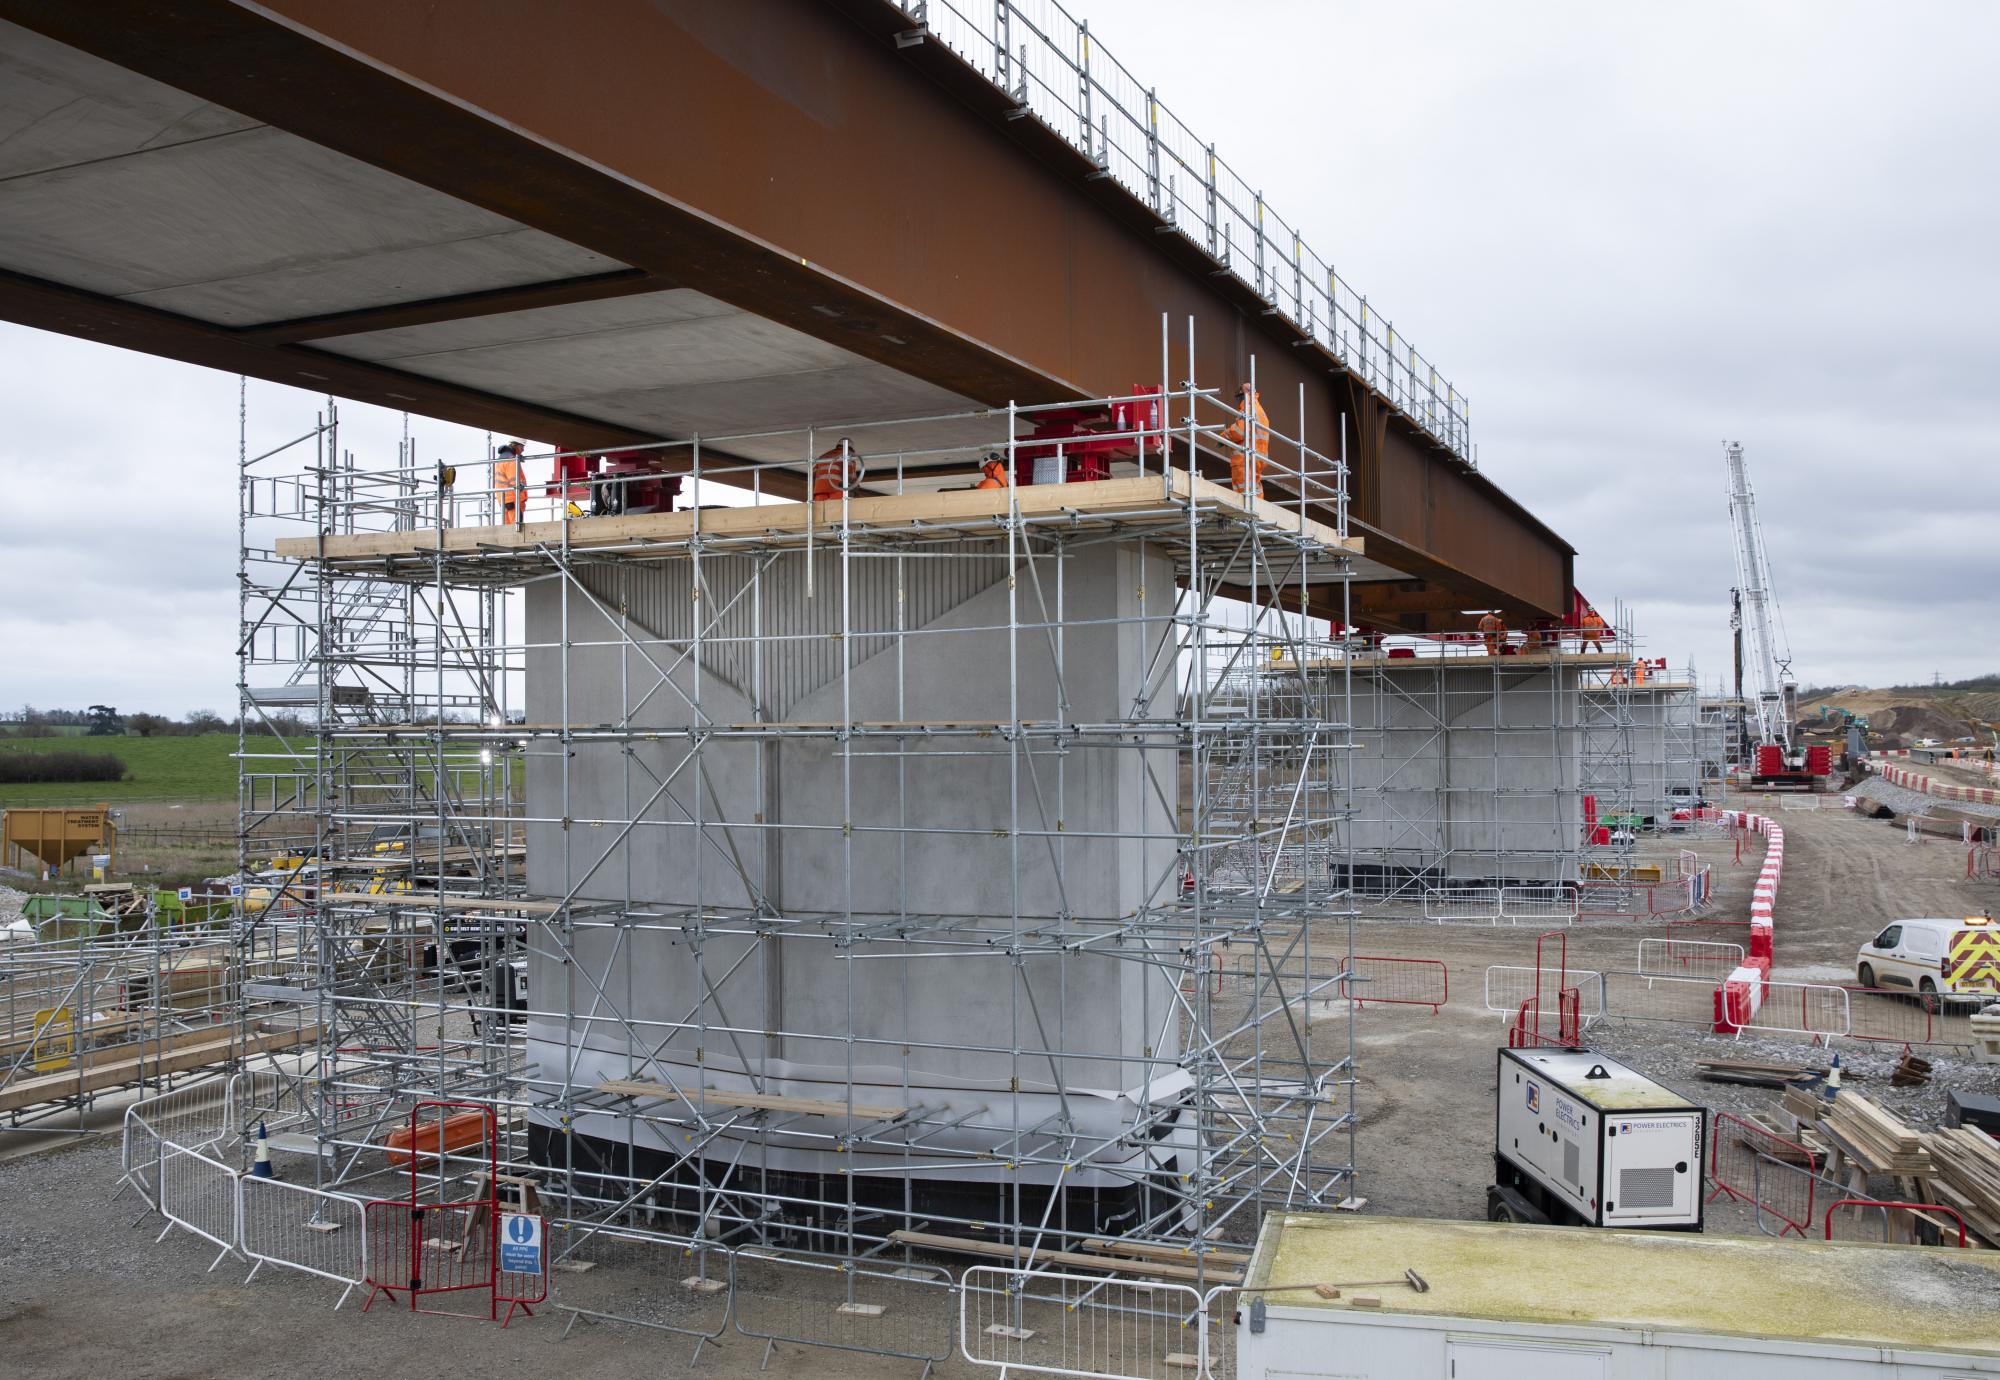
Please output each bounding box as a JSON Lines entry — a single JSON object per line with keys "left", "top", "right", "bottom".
{"left": 1855, "top": 917, "right": 2000, "bottom": 1007}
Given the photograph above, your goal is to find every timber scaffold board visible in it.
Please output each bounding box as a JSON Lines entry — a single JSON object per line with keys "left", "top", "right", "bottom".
{"left": 273, "top": 474, "right": 1361, "bottom": 575}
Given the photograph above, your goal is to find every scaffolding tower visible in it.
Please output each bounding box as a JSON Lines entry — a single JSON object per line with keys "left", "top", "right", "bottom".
{"left": 233, "top": 367, "right": 1359, "bottom": 1286}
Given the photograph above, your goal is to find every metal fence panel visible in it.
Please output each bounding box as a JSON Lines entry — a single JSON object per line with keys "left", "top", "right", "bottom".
{"left": 554, "top": 1235, "right": 735, "bottom": 1360}
{"left": 1498, "top": 885, "right": 1578, "bottom": 924}
{"left": 159, "top": 1142, "right": 242, "bottom": 1263}
{"left": 123, "top": 1076, "right": 232, "bottom": 1207}
{"left": 1598, "top": 971, "right": 1726, "bottom": 1027}
{"left": 1484, "top": 965, "right": 1604, "bottom": 1020}
{"left": 1423, "top": 886, "right": 1500, "bottom": 923}
{"left": 1348, "top": 956, "right": 1448, "bottom": 1011}
{"left": 961, "top": 1267, "right": 1205, "bottom": 1380}
{"left": 1709, "top": 1111, "right": 1817, "bottom": 1238}
{"left": 239, "top": 1174, "right": 367, "bottom": 1305}
{"left": 1636, "top": 938, "right": 1743, "bottom": 975}
{"left": 733, "top": 1249, "right": 953, "bottom": 1372}
{"left": 1730, "top": 981, "right": 1848, "bottom": 1039}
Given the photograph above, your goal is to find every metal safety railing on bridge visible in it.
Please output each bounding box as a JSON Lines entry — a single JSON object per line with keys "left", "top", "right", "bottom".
{"left": 901, "top": 0, "right": 1474, "bottom": 460}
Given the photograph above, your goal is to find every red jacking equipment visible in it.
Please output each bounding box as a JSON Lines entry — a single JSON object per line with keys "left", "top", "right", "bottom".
{"left": 594, "top": 449, "right": 681, "bottom": 515}
{"left": 545, "top": 448, "right": 683, "bottom": 515}
{"left": 1010, "top": 386, "right": 1163, "bottom": 486}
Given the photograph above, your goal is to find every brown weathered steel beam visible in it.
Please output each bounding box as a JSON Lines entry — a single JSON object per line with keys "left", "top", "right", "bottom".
{"left": 0, "top": 0, "right": 1575, "bottom": 612}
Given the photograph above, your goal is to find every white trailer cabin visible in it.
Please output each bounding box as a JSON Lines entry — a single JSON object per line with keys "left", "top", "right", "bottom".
{"left": 1235, "top": 1214, "right": 2000, "bottom": 1378}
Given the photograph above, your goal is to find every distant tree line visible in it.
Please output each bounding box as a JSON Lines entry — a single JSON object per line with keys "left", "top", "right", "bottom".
{"left": 1885, "top": 673, "right": 2000, "bottom": 693}
{"left": 4, "top": 705, "right": 315, "bottom": 738}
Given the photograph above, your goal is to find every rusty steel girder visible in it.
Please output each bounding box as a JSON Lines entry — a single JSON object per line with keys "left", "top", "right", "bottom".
{"left": 0, "top": 0, "right": 1573, "bottom": 616}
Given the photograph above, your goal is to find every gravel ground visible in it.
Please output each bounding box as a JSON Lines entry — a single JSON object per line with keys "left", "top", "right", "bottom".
{"left": 3, "top": 802, "right": 1997, "bottom": 1374}
{"left": 1852, "top": 772, "right": 2000, "bottom": 820}
{"left": 1586, "top": 1021, "right": 2000, "bottom": 1130}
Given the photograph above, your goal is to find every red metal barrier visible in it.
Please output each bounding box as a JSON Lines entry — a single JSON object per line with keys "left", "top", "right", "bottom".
{"left": 1349, "top": 956, "right": 1448, "bottom": 1012}
{"left": 362, "top": 1103, "right": 530, "bottom": 1323}
{"left": 1708, "top": 1111, "right": 1817, "bottom": 1237}
{"left": 1824, "top": 1199, "right": 1967, "bottom": 1247}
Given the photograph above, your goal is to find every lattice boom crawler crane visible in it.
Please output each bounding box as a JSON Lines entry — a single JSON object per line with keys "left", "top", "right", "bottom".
{"left": 1726, "top": 441, "right": 1829, "bottom": 787}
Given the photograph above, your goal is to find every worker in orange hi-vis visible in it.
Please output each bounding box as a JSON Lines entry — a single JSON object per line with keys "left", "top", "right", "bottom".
{"left": 1579, "top": 607, "right": 1608, "bottom": 654}
{"left": 812, "top": 438, "right": 864, "bottom": 502}
{"left": 1477, "top": 610, "right": 1507, "bottom": 657}
{"left": 1221, "top": 384, "right": 1269, "bottom": 499}
{"left": 494, "top": 440, "right": 527, "bottom": 524}
{"left": 974, "top": 454, "right": 1008, "bottom": 490}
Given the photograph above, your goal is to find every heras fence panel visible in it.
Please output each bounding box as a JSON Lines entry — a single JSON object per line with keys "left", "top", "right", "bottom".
{"left": 239, "top": 1174, "right": 368, "bottom": 1306}
{"left": 1781, "top": 794, "right": 1823, "bottom": 811}
{"left": 733, "top": 1249, "right": 954, "bottom": 1374}
{"left": 554, "top": 1236, "right": 736, "bottom": 1362}
{"left": 1845, "top": 991, "right": 1982, "bottom": 1050}
{"left": 1599, "top": 971, "right": 1848, "bottom": 1039}
{"left": 1596, "top": 971, "right": 1723, "bottom": 1028}
{"left": 1483, "top": 966, "right": 1604, "bottom": 1020}
{"left": 1726, "top": 982, "right": 1849, "bottom": 1040}
{"left": 158, "top": 1141, "right": 243, "bottom": 1265}
{"left": 1636, "top": 938, "right": 1743, "bottom": 976}
{"left": 961, "top": 1266, "right": 1206, "bottom": 1380}
{"left": 1498, "top": 885, "right": 1579, "bottom": 924}
{"left": 1348, "top": 956, "right": 1448, "bottom": 1012}
{"left": 1422, "top": 886, "right": 1500, "bottom": 923}
{"left": 123, "top": 1075, "right": 233, "bottom": 1208}
{"left": 1709, "top": 1111, "right": 1818, "bottom": 1238}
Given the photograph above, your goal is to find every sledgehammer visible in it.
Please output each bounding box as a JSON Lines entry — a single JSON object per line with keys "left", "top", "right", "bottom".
{"left": 1241, "top": 1269, "right": 1429, "bottom": 1296}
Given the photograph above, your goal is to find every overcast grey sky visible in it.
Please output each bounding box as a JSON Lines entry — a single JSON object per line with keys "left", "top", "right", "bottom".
{"left": 2, "top": 0, "right": 1994, "bottom": 716}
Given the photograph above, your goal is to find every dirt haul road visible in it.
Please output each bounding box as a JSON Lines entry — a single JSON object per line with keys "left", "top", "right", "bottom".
{"left": 1, "top": 801, "right": 1996, "bottom": 1377}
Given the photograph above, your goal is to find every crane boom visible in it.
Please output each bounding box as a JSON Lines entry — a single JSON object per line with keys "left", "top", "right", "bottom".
{"left": 1724, "top": 442, "right": 1791, "bottom": 752}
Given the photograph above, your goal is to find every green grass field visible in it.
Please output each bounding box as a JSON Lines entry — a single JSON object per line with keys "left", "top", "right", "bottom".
{"left": 0, "top": 733, "right": 303, "bottom": 805}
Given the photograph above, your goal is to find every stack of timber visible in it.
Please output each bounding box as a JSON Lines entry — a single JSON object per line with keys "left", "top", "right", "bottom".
{"left": 1696, "top": 1058, "right": 1819, "bottom": 1090}
{"left": 1923, "top": 1128, "right": 2000, "bottom": 1246}
{"left": 1821, "top": 1094, "right": 1934, "bottom": 1176}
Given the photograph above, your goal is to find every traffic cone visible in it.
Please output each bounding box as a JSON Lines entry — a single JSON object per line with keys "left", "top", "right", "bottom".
{"left": 252, "top": 1120, "right": 275, "bottom": 1179}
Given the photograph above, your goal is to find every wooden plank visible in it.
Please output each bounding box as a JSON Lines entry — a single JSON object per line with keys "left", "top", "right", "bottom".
{"left": 1080, "top": 1237, "right": 1250, "bottom": 1267}
{"left": 0, "top": 1023, "right": 316, "bottom": 1114}
{"left": 320, "top": 891, "right": 563, "bottom": 914}
{"left": 595, "top": 1078, "right": 905, "bottom": 1122}
{"left": 888, "top": 1230, "right": 1241, "bottom": 1286}
{"left": 273, "top": 474, "right": 1361, "bottom": 565}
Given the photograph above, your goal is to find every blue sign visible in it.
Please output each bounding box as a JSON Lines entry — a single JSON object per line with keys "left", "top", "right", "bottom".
{"left": 499, "top": 1212, "right": 542, "bottom": 1275}
{"left": 177, "top": 887, "right": 193, "bottom": 902}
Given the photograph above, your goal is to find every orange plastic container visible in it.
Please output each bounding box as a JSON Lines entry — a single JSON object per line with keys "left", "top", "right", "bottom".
{"left": 384, "top": 1109, "right": 489, "bottom": 1167}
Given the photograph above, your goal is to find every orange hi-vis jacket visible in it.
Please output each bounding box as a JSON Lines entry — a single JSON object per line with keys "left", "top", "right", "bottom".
{"left": 1221, "top": 390, "right": 1270, "bottom": 498}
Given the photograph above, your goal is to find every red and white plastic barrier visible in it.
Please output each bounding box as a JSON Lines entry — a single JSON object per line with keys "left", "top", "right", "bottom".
{"left": 1715, "top": 811, "right": 1781, "bottom": 1032}
{"left": 1873, "top": 760, "right": 2000, "bottom": 806}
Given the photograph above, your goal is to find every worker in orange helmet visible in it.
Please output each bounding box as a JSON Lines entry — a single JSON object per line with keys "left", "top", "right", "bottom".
{"left": 1477, "top": 610, "right": 1506, "bottom": 657}
{"left": 494, "top": 440, "right": 527, "bottom": 525}
{"left": 1221, "top": 383, "right": 1269, "bottom": 499}
{"left": 811, "top": 438, "right": 864, "bottom": 502}
{"left": 974, "top": 453, "right": 1009, "bottom": 490}
{"left": 1579, "top": 607, "right": 1608, "bottom": 654}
